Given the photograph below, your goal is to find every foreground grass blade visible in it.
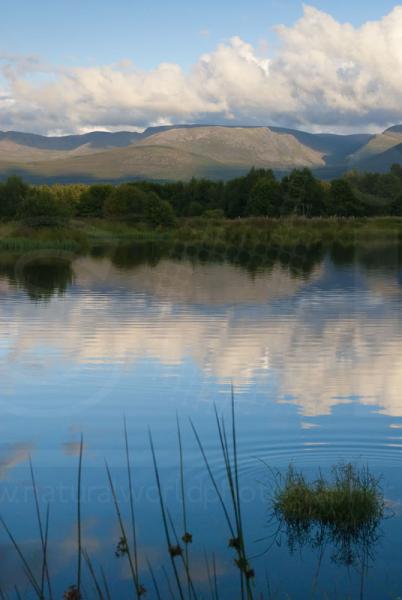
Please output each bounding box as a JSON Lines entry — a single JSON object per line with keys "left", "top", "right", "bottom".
{"left": 123, "top": 417, "right": 139, "bottom": 580}
{"left": 177, "top": 415, "right": 192, "bottom": 600}
{"left": 0, "top": 515, "right": 42, "bottom": 598}
{"left": 105, "top": 460, "right": 142, "bottom": 597}
{"left": 83, "top": 549, "right": 104, "bottom": 599}
{"left": 29, "top": 458, "right": 53, "bottom": 600}
{"left": 43, "top": 504, "right": 51, "bottom": 600}
{"left": 204, "top": 552, "right": 216, "bottom": 600}
{"left": 100, "top": 566, "right": 112, "bottom": 600}
{"left": 162, "top": 566, "right": 176, "bottom": 600}
{"left": 167, "top": 509, "right": 198, "bottom": 600}
{"left": 189, "top": 419, "right": 235, "bottom": 538}
{"left": 149, "top": 430, "right": 185, "bottom": 600}
{"left": 146, "top": 558, "right": 162, "bottom": 600}
{"left": 77, "top": 434, "right": 84, "bottom": 598}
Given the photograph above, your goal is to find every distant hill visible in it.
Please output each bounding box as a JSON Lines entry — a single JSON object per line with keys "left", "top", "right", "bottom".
{"left": 357, "top": 142, "right": 402, "bottom": 173}
{"left": 0, "top": 144, "right": 244, "bottom": 183}
{"left": 0, "top": 123, "right": 401, "bottom": 183}
{"left": 137, "top": 126, "right": 325, "bottom": 169}
{"left": 348, "top": 128, "right": 402, "bottom": 165}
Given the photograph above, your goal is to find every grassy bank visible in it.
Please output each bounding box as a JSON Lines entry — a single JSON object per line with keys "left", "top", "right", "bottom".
{"left": 1, "top": 216, "right": 402, "bottom": 254}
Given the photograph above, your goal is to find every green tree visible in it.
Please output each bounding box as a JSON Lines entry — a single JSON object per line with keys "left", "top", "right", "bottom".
{"left": 390, "top": 194, "right": 402, "bottom": 216}
{"left": 144, "top": 194, "right": 175, "bottom": 227}
{"left": 19, "top": 188, "right": 72, "bottom": 227}
{"left": 391, "top": 163, "right": 402, "bottom": 180}
{"left": 185, "top": 201, "right": 203, "bottom": 217}
{"left": 329, "top": 179, "right": 363, "bottom": 217}
{"left": 247, "top": 176, "right": 283, "bottom": 216}
{"left": 104, "top": 184, "right": 148, "bottom": 220}
{"left": 0, "top": 175, "right": 29, "bottom": 220}
{"left": 281, "top": 169, "right": 326, "bottom": 216}
{"left": 224, "top": 168, "right": 273, "bottom": 218}
{"left": 77, "top": 184, "right": 113, "bottom": 217}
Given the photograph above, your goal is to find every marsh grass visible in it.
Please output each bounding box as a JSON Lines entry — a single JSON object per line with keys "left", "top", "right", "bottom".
{"left": 273, "top": 463, "right": 384, "bottom": 567}
{"left": 0, "top": 413, "right": 386, "bottom": 599}
{"left": 2, "top": 216, "right": 402, "bottom": 252}
{"left": 274, "top": 464, "right": 384, "bottom": 532}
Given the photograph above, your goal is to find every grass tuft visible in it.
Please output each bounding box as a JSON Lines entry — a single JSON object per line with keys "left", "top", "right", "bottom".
{"left": 273, "top": 463, "right": 384, "bottom": 567}
{"left": 274, "top": 463, "right": 384, "bottom": 533}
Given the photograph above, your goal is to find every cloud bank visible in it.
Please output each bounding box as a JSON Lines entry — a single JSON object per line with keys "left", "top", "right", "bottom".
{"left": 1, "top": 5, "right": 402, "bottom": 134}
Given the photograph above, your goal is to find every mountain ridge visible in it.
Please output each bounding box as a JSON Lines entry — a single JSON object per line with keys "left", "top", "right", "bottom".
{"left": 0, "top": 124, "right": 400, "bottom": 183}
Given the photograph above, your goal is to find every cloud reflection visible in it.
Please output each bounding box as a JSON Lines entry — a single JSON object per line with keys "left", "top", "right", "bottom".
{"left": 1, "top": 254, "right": 401, "bottom": 417}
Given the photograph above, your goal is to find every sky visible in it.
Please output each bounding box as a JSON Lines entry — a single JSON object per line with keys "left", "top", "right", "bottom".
{"left": 1, "top": 0, "right": 402, "bottom": 134}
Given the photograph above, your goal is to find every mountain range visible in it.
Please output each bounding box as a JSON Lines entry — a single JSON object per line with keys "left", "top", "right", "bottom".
{"left": 0, "top": 124, "right": 401, "bottom": 183}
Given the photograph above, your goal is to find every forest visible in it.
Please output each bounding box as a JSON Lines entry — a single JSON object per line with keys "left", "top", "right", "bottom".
{"left": 1, "top": 165, "right": 402, "bottom": 227}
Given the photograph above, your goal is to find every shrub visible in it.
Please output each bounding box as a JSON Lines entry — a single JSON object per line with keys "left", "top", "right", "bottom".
{"left": 144, "top": 194, "right": 175, "bottom": 227}
{"left": 19, "top": 188, "right": 72, "bottom": 227}
{"left": 104, "top": 184, "right": 148, "bottom": 220}
{"left": 203, "top": 208, "right": 225, "bottom": 219}
{"left": 0, "top": 175, "right": 29, "bottom": 219}
{"left": 77, "top": 184, "right": 113, "bottom": 217}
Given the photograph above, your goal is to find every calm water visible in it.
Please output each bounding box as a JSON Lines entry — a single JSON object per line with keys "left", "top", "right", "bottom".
{"left": 1, "top": 240, "right": 402, "bottom": 598}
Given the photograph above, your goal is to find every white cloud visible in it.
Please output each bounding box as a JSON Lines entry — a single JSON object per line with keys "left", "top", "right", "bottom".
{"left": 2, "top": 5, "right": 402, "bottom": 134}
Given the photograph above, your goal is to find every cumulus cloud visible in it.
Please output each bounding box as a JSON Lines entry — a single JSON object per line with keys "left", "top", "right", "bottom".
{"left": 1, "top": 5, "right": 402, "bottom": 133}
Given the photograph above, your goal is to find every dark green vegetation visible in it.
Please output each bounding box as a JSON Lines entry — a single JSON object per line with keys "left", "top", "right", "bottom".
{"left": 1, "top": 124, "right": 402, "bottom": 182}
{"left": 273, "top": 464, "right": 384, "bottom": 566}
{"left": 1, "top": 165, "right": 402, "bottom": 235}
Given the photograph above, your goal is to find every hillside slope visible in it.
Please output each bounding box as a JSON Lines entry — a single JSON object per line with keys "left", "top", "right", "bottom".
{"left": 138, "top": 126, "right": 325, "bottom": 169}
{"left": 0, "top": 144, "right": 242, "bottom": 182}
{"left": 348, "top": 128, "right": 402, "bottom": 164}
{"left": 0, "top": 123, "right": 400, "bottom": 182}
{"left": 357, "top": 142, "right": 402, "bottom": 173}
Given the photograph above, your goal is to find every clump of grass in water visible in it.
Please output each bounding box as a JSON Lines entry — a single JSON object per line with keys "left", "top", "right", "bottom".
{"left": 274, "top": 463, "right": 383, "bottom": 530}
{"left": 273, "top": 463, "right": 384, "bottom": 566}
{"left": 0, "top": 409, "right": 386, "bottom": 598}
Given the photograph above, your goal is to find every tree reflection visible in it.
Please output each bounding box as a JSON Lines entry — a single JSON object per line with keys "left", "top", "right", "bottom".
{"left": 0, "top": 253, "right": 73, "bottom": 301}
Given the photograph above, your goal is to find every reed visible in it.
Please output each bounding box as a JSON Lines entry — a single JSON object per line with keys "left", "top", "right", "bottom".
{"left": 149, "top": 430, "right": 186, "bottom": 600}
{"left": 0, "top": 406, "right": 385, "bottom": 599}
{"left": 105, "top": 461, "right": 143, "bottom": 598}
{"left": 77, "top": 435, "right": 83, "bottom": 599}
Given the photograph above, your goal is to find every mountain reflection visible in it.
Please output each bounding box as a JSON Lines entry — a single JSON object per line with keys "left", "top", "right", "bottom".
{"left": 0, "top": 241, "right": 402, "bottom": 417}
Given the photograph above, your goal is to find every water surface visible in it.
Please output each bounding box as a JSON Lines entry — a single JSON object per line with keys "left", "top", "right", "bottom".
{"left": 1, "top": 240, "right": 402, "bottom": 598}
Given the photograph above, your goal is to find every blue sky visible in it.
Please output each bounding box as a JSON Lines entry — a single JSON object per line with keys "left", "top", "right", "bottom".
{"left": 1, "top": 0, "right": 400, "bottom": 69}
{"left": 1, "top": 2, "right": 402, "bottom": 133}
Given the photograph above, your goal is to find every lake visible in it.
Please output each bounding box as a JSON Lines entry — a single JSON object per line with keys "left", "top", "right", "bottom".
{"left": 1, "top": 238, "right": 402, "bottom": 598}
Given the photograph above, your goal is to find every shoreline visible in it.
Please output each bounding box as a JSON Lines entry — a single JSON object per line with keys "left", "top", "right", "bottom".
{"left": 1, "top": 216, "right": 402, "bottom": 254}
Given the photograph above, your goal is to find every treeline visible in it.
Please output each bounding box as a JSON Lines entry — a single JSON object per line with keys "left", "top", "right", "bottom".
{"left": 1, "top": 165, "right": 402, "bottom": 225}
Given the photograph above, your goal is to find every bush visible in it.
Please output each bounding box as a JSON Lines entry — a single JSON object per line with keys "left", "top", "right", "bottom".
{"left": 186, "top": 201, "right": 203, "bottom": 217}
{"left": 144, "top": 194, "right": 176, "bottom": 227}
{"left": 77, "top": 184, "right": 113, "bottom": 217}
{"left": 203, "top": 208, "right": 225, "bottom": 219}
{"left": 19, "top": 188, "right": 72, "bottom": 227}
{"left": 104, "top": 184, "right": 148, "bottom": 220}
{"left": 0, "top": 175, "right": 29, "bottom": 219}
